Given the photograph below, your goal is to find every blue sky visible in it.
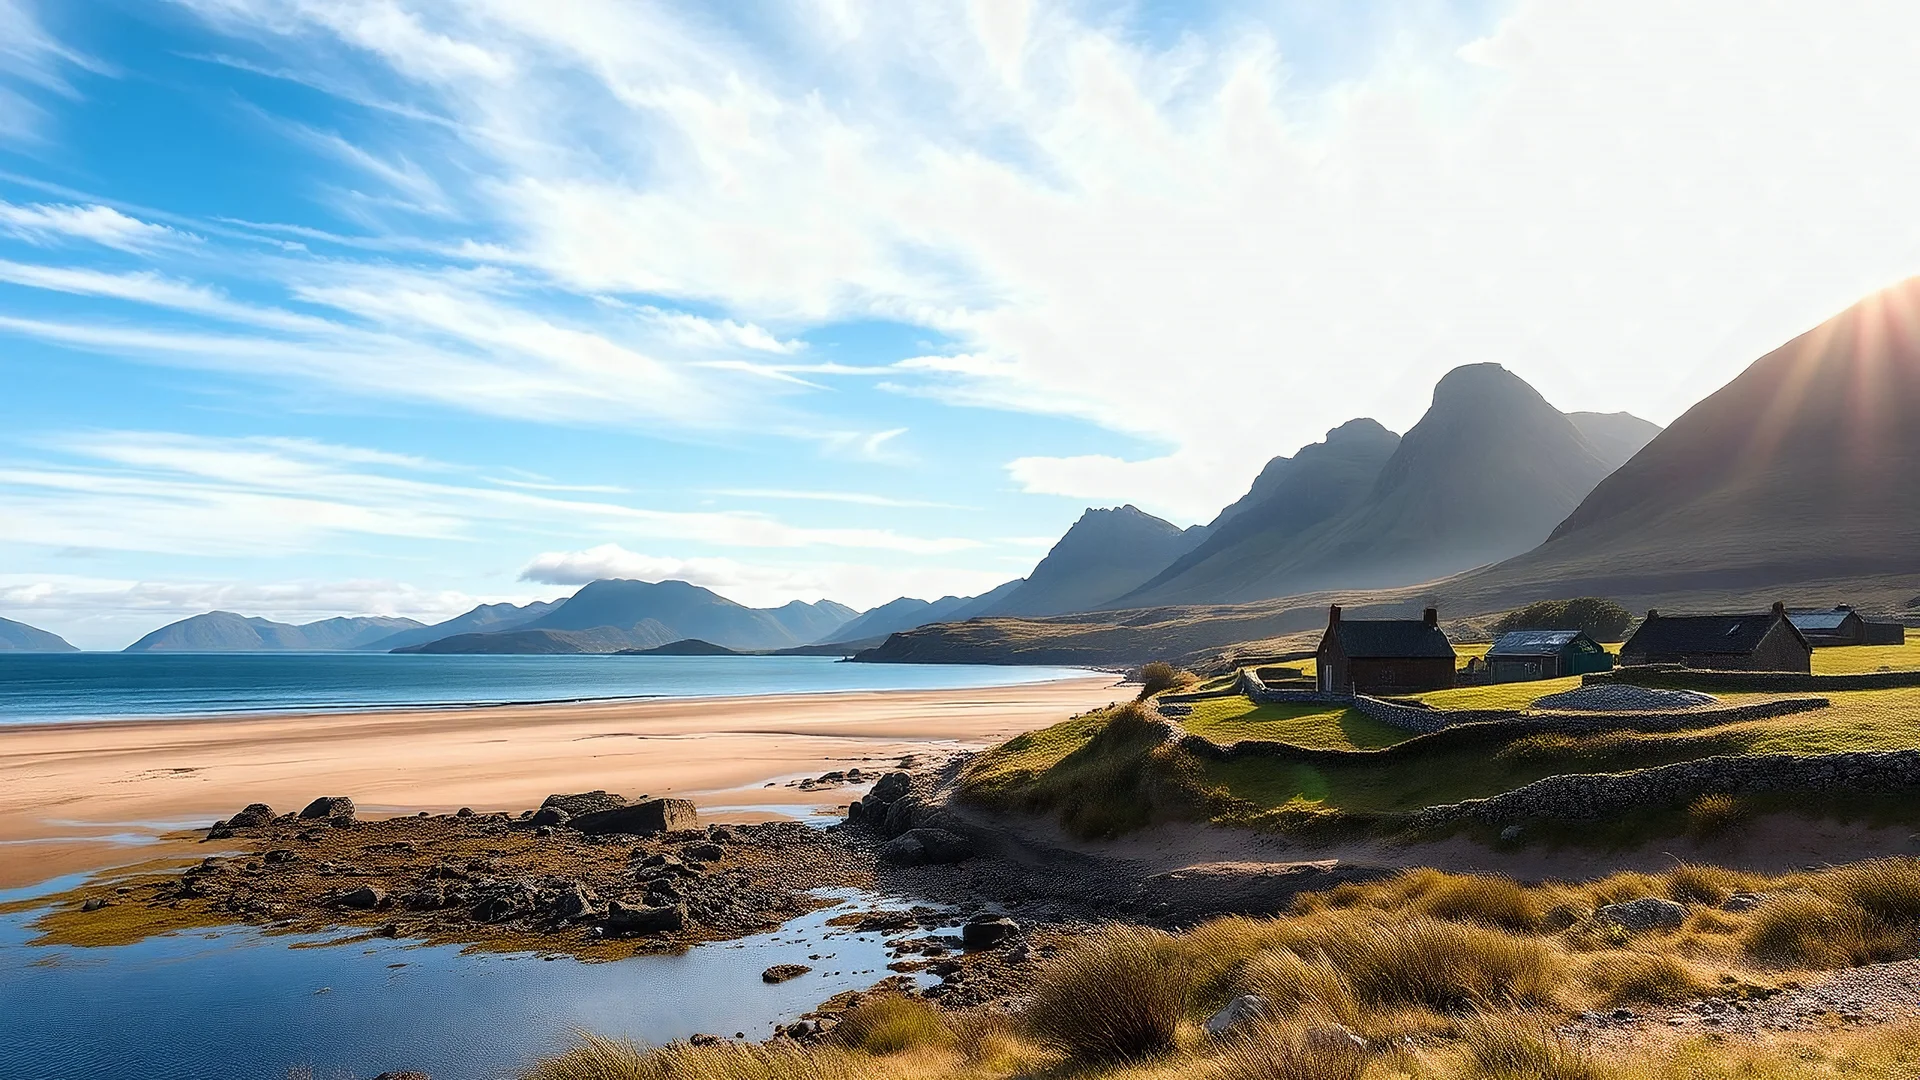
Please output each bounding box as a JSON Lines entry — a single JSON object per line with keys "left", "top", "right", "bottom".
{"left": 3, "top": 0, "right": 1919, "bottom": 648}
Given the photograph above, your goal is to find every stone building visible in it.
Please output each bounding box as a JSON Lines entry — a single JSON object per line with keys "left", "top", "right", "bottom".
{"left": 1316, "top": 605, "right": 1456, "bottom": 694}
{"left": 1619, "top": 602, "right": 1812, "bottom": 672}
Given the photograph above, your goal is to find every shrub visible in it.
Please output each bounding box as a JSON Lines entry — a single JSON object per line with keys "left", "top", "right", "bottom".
{"left": 1245, "top": 914, "right": 1564, "bottom": 1013}
{"left": 1662, "top": 863, "right": 1760, "bottom": 906}
{"left": 830, "top": 994, "right": 952, "bottom": 1055}
{"left": 1208, "top": 1017, "right": 1368, "bottom": 1080}
{"left": 1458, "top": 1015, "right": 1604, "bottom": 1080}
{"left": 1491, "top": 598, "right": 1632, "bottom": 642}
{"left": 1739, "top": 892, "right": 1877, "bottom": 968}
{"left": 1580, "top": 951, "right": 1716, "bottom": 1005}
{"left": 1235, "top": 949, "right": 1362, "bottom": 1025}
{"left": 1685, "top": 794, "right": 1747, "bottom": 840}
{"left": 1026, "top": 924, "right": 1192, "bottom": 1062}
{"left": 1409, "top": 873, "right": 1547, "bottom": 932}
{"left": 1138, "top": 661, "right": 1195, "bottom": 699}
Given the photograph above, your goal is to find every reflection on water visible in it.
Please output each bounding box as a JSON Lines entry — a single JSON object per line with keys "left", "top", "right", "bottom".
{"left": 1, "top": 887, "right": 948, "bottom": 1080}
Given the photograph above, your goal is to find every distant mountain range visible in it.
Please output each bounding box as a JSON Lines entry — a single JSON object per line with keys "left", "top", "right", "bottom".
{"left": 360, "top": 600, "right": 563, "bottom": 652}
{"left": 0, "top": 616, "right": 77, "bottom": 652}
{"left": 970, "top": 506, "right": 1206, "bottom": 618}
{"left": 124, "top": 612, "right": 426, "bottom": 652}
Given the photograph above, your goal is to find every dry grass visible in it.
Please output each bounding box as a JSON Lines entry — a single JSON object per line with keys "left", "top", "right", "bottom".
{"left": 1138, "top": 661, "right": 1197, "bottom": 699}
{"left": 1579, "top": 951, "right": 1717, "bottom": 1005}
{"left": 1025, "top": 924, "right": 1193, "bottom": 1062}
{"left": 1208, "top": 1016, "right": 1369, "bottom": 1080}
{"left": 831, "top": 995, "right": 954, "bottom": 1055}
{"left": 523, "top": 1032, "right": 883, "bottom": 1080}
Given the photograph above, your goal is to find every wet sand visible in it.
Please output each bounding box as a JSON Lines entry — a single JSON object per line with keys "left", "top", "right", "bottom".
{"left": 0, "top": 676, "right": 1122, "bottom": 887}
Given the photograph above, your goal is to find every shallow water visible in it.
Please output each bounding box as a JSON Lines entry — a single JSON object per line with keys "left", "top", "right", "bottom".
{"left": 0, "top": 652, "right": 1096, "bottom": 725}
{"left": 0, "top": 885, "right": 951, "bottom": 1080}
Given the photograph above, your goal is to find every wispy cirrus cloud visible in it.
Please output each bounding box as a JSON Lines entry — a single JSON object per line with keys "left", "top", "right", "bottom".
{"left": 0, "top": 201, "right": 184, "bottom": 252}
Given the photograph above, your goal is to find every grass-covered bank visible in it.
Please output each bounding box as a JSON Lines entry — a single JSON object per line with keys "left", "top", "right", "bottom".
{"left": 523, "top": 860, "right": 1920, "bottom": 1080}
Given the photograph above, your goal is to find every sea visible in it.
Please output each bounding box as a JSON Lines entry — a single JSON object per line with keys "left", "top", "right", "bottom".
{"left": 0, "top": 652, "right": 1096, "bottom": 726}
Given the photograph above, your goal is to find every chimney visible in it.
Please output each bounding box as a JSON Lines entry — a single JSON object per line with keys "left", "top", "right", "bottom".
{"left": 1646, "top": 609, "right": 1659, "bottom": 622}
{"left": 1423, "top": 607, "right": 1438, "bottom": 627}
{"left": 1328, "top": 604, "right": 1342, "bottom": 626}
{"left": 1771, "top": 601, "right": 1787, "bottom": 618}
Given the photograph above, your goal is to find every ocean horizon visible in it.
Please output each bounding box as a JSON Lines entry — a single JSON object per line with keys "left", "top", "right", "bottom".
{"left": 0, "top": 653, "right": 1099, "bottom": 727}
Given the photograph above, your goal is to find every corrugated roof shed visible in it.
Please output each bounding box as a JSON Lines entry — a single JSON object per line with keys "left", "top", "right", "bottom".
{"left": 1488, "top": 629, "right": 1584, "bottom": 657}
{"left": 1788, "top": 610, "right": 1857, "bottom": 632}
{"left": 1332, "top": 619, "right": 1455, "bottom": 659}
{"left": 1624, "top": 613, "right": 1798, "bottom": 657}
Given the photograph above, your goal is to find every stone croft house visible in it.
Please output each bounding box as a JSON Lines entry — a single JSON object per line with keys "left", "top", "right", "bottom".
{"left": 1788, "top": 606, "right": 1906, "bottom": 647}
{"left": 1485, "top": 629, "right": 1615, "bottom": 682}
{"left": 1317, "top": 605, "right": 1456, "bottom": 694}
{"left": 1619, "top": 603, "right": 1812, "bottom": 672}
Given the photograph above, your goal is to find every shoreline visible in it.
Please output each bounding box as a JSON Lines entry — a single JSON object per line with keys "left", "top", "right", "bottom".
{"left": 0, "top": 675, "right": 1123, "bottom": 888}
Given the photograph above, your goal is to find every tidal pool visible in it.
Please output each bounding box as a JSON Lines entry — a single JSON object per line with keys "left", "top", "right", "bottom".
{"left": 0, "top": 885, "right": 948, "bottom": 1080}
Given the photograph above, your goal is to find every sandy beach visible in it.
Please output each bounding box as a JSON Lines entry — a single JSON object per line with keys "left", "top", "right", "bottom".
{"left": 0, "top": 675, "right": 1121, "bottom": 888}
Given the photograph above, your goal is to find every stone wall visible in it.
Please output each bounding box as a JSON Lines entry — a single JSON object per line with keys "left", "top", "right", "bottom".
{"left": 1408, "top": 749, "right": 1920, "bottom": 828}
{"left": 1593, "top": 665, "right": 1920, "bottom": 693}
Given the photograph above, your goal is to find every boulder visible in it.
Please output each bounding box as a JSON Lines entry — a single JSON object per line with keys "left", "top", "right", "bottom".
{"left": 472, "top": 895, "right": 522, "bottom": 923}
{"left": 605, "top": 901, "right": 687, "bottom": 935}
{"left": 1204, "top": 994, "right": 1269, "bottom": 1039}
{"left": 683, "top": 842, "right": 725, "bottom": 863}
{"left": 542, "top": 790, "right": 629, "bottom": 816}
{"left": 869, "top": 771, "right": 912, "bottom": 803}
{"left": 262, "top": 849, "right": 297, "bottom": 865}
{"left": 882, "top": 796, "right": 920, "bottom": 838}
{"left": 529, "top": 806, "right": 571, "bottom": 828}
{"left": 339, "top": 885, "right": 388, "bottom": 910}
{"left": 878, "top": 828, "right": 975, "bottom": 866}
{"left": 228, "top": 803, "right": 276, "bottom": 829}
{"left": 372, "top": 1073, "right": 431, "bottom": 1080}
{"left": 300, "top": 796, "right": 355, "bottom": 821}
{"left": 961, "top": 915, "right": 1018, "bottom": 950}
{"left": 761, "top": 963, "right": 812, "bottom": 983}
{"left": 572, "top": 798, "right": 699, "bottom": 837}
{"left": 1595, "top": 897, "right": 1688, "bottom": 931}
{"left": 555, "top": 884, "right": 600, "bottom": 921}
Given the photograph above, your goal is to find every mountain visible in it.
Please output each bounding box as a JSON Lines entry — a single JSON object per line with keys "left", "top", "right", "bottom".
{"left": 359, "top": 600, "right": 562, "bottom": 652}
{"left": 620, "top": 638, "right": 741, "bottom": 656}
{"left": 0, "top": 616, "right": 78, "bottom": 652}
{"left": 516, "top": 579, "right": 811, "bottom": 651}
{"left": 971, "top": 506, "right": 1207, "bottom": 618}
{"left": 1115, "top": 364, "right": 1637, "bottom": 606}
{"left": 806, "top": 580, "right": 1024, "bottom": 645}
{"left": 1117, "top": 419, "right": 1403, "bottom": 607}
{"left": 1452, "top": 277, "right": 1920, "bottom": 607}
{"left": 125, "top": 612, "right": 425, "bottom": 652}
{"left": 395, "top": 624, "right": 672, "bottom": 655}
{"left": 766, "top": 599, "right": 859, "bottom": 644}
{"left": 1567, "top": 411, "right": 1663, "bottom": 467}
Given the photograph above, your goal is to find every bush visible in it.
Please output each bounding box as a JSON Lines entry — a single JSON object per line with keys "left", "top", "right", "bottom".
{"left": 830, "top": 994, "right": 952, "bottom": 1055}
{"left": 1407, "top": 873, "right": 1547, "bottom": 933}
{"left": 1491, "top": 598, "right": 1632, "bottom": 642}
{"left": 1459, "top": 1015, "right": 1603, "bottom": 1080}
{"left": 1818, "top": 858, "right": 1920, "bottom": 923}
{"left": 1026, "top": 924, "right": 1192, "bottom": 1062}
{"left": 1138, "top": 661, "right": 1195, "bottom": 699}
{"left": 1685, "top": 794, "right": 1747, "bottom": 840}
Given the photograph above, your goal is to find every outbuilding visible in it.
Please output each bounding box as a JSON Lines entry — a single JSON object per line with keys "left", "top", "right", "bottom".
{"left": 1485, "top": 629, "right": 1614, "bottom": 682}
{"left": 1788, "top": 605, "right": 1906, "bottom": 647}
{"left": 1316, "top": 605, "right": 1456, "bottom": 694}
{"left": 1618, "top": 602, "right": 1812, "bottom": 672}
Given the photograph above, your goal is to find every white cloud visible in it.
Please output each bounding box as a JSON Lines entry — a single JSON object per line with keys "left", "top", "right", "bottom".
{"left": 710, "top": 488, "right": 969, "bottom": 509}
{"left": 0, "top": 430, "right": 982, "bottom": 557}
{"left": 0, "top": 201, "right": 183, "bottom": 251}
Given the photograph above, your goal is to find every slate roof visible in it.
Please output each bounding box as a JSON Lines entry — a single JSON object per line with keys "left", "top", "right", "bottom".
{"left": 1488, "top": 629, "right": 1587, "bottom": 657}
{"left": 1329, "top": 619, "right": 1455, "bottom": 659}
{"left": 1787, "top": 609, "right": 1861, "bottom": 633}
{"left": 1623, "top": 612, "right": 1802, "bottom": 658}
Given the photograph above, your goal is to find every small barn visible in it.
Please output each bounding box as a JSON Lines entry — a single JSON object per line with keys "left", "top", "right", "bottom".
{"left": 1485, "top": 629, "right": 1614, "bottom": 682}
{"left": 1788, "top": 606, "right": 1869, "bottom": 647}
{"left": 1317, "top": 605, "right": 1456, "bottom": 694}
{"left": 1619, "top": 602, "right": 1812, "bottom": 672}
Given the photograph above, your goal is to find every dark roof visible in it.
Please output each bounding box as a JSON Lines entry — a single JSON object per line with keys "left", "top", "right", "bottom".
{"left": 1328, "top": 619, "right": 1455, "bottom": 660}
{"left": 1787, "top": 609, "right": 1862, "bottom": 633}
{"left": 1623, "top": 612, "right": 1803, "bottom": 658}
{"left": 1488, "top": 629, "right": 1588, "bottom": 657}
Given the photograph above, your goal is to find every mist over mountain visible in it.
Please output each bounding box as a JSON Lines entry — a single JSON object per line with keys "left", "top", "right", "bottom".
{"left": 123, "top": 612, "right": 427, "bottom": 653}
{"left": 766, "top": 599, "right": 859, "bottom": 644}
{"left": 0, "top": 616, "right": 78, "bottom": 652}
{"left": 972, "top": 506, "right": 1206, "bottom": 618}
{"left": 822, "top": 582, "right": 1023, "bottom": 646}
{"left": 1566, "top": 411, "right": 1663, "bottom": 467}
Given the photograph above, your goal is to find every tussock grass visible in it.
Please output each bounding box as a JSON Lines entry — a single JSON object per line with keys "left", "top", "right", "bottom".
{"left": 1685, "top": 794, "right": 1747, "bottom": 840}
{"left": 1457, "top": 1014, "right": 1604, "bottom": 1080}
{"left": 1026, "top": 924, "right": 1192, "bottom": 1062}
{"left": 831, "top": 995, "right": 953, "bottom": 1055}
{"left": 523, "top": 1033, "right": 877, "bottom": 1080}
{"left": 1138, "top": 661, "right": 1197, "bottom": 699}
{"left": 1208, "top": 1016, "right": 1368, "bottom": 1080}
{"left": 1579, "top": 951, "right": 1717, "bottom": 1005}
{"left": 1817, "top": 857, "right": 1920, "bottom": 922}
{"left": 1740, "top": 891, "right": 1885, "bottom": 968}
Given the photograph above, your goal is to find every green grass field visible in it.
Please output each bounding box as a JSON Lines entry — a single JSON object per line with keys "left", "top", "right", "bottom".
{"left": 1180, "top": 695, "right": 1406, "bottom": 749}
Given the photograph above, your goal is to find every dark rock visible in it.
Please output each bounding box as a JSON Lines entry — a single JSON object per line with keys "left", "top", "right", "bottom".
{"left": 877, "top": 833, "right": 927, "bottom": 865}
{"left": 604, "top": 901, "right": 687, "bottom": 935}
{"left": 80, "top": 897, "right": 111, "bottom": 913}
{"left": 572, "top": 798, "right": 699, "bottom": 837}
{"left": 529, "top": 806, "right": 570, "bottom": 828}
{"left": 882, "top": 796, "right": 920, "bottom": 838}
{"left": 471, "top": 894, "right": 522, "bottom": 923}
{"left": 870, "top": 771, "right": 911, "bottom": 803}
{"left": 961, "top": 915, "right": 1018, "bottom": 949}
{"left": 404, "top": 888, "right": 448, "bottom": 911}
{"left": 683, "top": 842, "right": 725, "bottom": 862}
{"left": 846, "top": 801, "right": 866, "bottom": 823}
{"left": 556, "top": 885, "right": 600, "bottom": 920}
{"left": 761, "top": 963, "right": 811, "bottom": 983}
{"left": 373, "top": 1072, "right": 431, "bottom": 1080}
{"left": 300, "top": 796, "right": 355, "bottom": 821}
{"left": 542, "top": 791, "right": 628, "bottom": 816}
{"left": 340, "top": 885, "right": 388, "bottom": 910}
{"left": 880, "top": 828, "right": 975, "bottom": 866}
{"left": 228, "top": 803, "right": 276, "bottom": 828}
{"left": 455, "top": 807, "right": 474, "bottom": 817}
{"left": 263, "top": 849, "right": 297, "bottom": 865}
{"left": 1595, "top": 897, "right": 1687, "bottom": 931}
{"left": 205, "top": 823, "right": 235, "bottom": 840}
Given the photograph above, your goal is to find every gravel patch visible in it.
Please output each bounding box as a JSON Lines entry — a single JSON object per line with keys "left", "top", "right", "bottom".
{"left": 1570, "top": 959, "right": 1920, "bottom": 1043}
{"left": 1533, "top": 684, "right": 1719, "bottom": 711}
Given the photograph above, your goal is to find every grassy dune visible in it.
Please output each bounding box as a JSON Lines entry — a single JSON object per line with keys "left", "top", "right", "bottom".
{"left": 1180, "top": 697, "right": 1404, "bottom": 750}
{"left": 526, "top": 861, "right": 1920, "bottom": 1080}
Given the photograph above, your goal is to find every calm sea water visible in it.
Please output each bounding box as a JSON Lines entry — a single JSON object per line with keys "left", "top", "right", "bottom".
{"left": 0, "top": 880, "right": 954, "bottom": 1080}
{"left": 0, "top": 653, "right": 1096, "bottom": 725}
